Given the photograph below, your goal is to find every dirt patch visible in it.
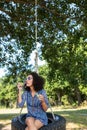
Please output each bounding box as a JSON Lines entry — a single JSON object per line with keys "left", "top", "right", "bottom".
{"left": 0, "top": 120, "right": 11, "bottom": 130}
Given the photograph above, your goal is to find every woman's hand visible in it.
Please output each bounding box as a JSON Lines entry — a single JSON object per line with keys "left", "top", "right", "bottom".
{"left": 17, "top": 83, "right": 23, "bottom": 104}
{"left": 38, "top": 94, "right": 45, "bottom": 103}
{"left": 17, "top": 82, "right": 23, "bottom": 91}
{"left": 38, "top": 94, "right": 48, "bottom": 111}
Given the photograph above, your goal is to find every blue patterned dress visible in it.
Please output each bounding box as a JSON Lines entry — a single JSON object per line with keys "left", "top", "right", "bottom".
{"left": 18, "top": 89, "right": 49, "bottom": 125}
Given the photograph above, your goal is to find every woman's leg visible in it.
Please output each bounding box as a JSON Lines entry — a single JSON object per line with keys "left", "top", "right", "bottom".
{"left": 25, "top": 127, "right": 28, "bottom": 130}
{"left": 25, "top": 117, "right": 44, "bottom": 130}
{"left": 25, "top": 117, "right": 37, "bottom": 130}
{"left": 34, "top": 119, "right": 44, "bottom": 130}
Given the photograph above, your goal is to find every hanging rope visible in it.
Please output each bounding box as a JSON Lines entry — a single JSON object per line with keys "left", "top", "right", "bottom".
{"left": 35, "top": 0, "right": 37, "bottom": 45}
{"left": 35, "top": 0, "right": 38, "bottom": 73}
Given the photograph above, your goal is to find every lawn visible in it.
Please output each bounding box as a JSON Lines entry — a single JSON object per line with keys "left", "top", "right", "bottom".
{"left": 54, "top": 108, "right": 87, "bottom": 129}
{"left": 0, "top": 107, "right": 87, "bottom": 130}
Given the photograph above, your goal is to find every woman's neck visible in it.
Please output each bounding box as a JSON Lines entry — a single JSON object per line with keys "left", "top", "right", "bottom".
{"left": 30, "top": 85, "right": 34, "bottom": 91}
{"left": 30, "top": 86, "right": 36, "bottom": 97}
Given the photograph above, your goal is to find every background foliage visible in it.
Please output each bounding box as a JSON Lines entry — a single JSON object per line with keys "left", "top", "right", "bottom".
{"left": 0, "top": 0, "right": 87, "bottom": 107}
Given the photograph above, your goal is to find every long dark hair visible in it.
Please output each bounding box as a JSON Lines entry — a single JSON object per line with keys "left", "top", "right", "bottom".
{"left": 24, "top": 72, "right": 45, "bottom": 92}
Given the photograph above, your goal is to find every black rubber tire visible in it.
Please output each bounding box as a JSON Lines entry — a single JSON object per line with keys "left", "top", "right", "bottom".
{"left": 11, "top": 112, "right": 66, "bottom": 130}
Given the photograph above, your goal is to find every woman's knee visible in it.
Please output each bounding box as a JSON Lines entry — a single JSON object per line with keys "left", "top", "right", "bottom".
{"left": 35, "top": 119, "right": 44, "bottom": 129}
{"left": 25, "top": 127, "right": 28, "bottom": 130}
{"left": 25, "top": 117, "right": 35, "bottom": 126}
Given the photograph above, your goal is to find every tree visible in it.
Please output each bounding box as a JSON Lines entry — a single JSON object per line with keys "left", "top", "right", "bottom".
{"left": 1, "top": 0, "right": 87, "bottom": 73}
{"left": 0, "top": 0, "right": 87, "bottom": 106}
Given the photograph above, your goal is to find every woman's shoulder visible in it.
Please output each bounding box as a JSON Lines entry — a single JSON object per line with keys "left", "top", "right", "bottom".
{"left": 38, "top": 89, "right": 46, "bottom": 94}
{"left": 23, "top": 90, "right": 31, "bottom": 98}
{"left": 23, "top": 90, "right": 29, "bottom": 95}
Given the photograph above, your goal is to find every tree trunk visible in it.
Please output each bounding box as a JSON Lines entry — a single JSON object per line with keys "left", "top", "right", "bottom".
{"left": 57, "top": 93, "right": 62, "bottom": 105}
{"left": 75, "top": 87, "right": 81, "bottom": 106}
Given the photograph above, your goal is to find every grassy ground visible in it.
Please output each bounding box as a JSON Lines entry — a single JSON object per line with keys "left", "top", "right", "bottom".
{"left": 54, "top": 108, "right": 87, "bottom": 129}
{"left": 0, "top": 106, "right": 87, "bottom": 130}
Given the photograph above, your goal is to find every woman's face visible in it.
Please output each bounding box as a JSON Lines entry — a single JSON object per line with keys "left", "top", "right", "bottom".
{"left": 26, "top": 75, "right": 33, "bottom": 87}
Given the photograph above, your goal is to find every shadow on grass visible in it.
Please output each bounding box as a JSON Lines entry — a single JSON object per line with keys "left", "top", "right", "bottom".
{"left": 54, "top": 109, "right": 87, "bottom": 129}
{"left": 0, "top": 124, "right": 4, "bottom": 129}
{"left": 0, "top": 113, "right": 19, "bottom": 120}
{"left": 0, "top": 113, "right": 19, "bottom": 129}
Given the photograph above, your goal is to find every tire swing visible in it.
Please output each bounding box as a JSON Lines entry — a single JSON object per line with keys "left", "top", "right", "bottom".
{"left": 12, "top": 94, "right": 66, "bottom": 130}
{"left": 11, "top": 112, "right": 66, "bottom": 130}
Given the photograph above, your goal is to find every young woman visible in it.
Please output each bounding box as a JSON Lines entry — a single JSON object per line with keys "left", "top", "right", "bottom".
{"left": 17, "top": 72, "right": 49, "bottom": 130}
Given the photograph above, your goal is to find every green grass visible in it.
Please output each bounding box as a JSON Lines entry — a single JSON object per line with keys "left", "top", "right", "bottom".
{"left": 54, "top": 109, "right": 87, "bottom": 129}
{"left": 0, "top": 113, "right": 19, "bottom": 130}
{"left": 0, "top": 113, "right": 18, "bottom": 120}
